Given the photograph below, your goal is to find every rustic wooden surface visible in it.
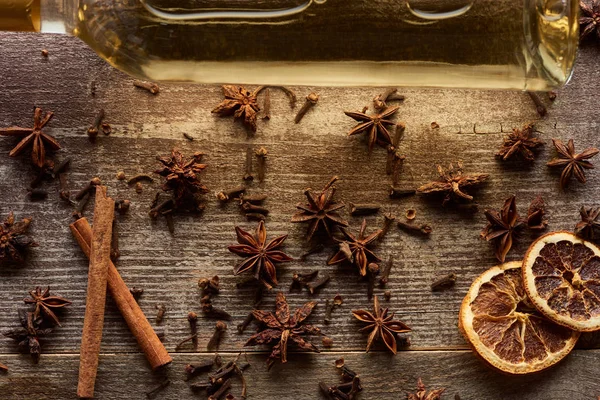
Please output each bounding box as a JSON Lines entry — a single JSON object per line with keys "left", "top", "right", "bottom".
{"left": 0, "top": 32, "right": 600, "bottom": 399}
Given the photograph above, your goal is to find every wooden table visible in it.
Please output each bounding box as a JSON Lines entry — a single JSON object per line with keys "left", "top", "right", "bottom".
{"left": 1, "top": 32, "right": 599, "bottom": 399}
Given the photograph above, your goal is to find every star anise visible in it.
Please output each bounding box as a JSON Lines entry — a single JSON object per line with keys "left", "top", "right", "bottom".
{"left": 527, "top": 195, "right": 548, "bottom": 230}
{"left": 154, "top": 149, "right": 208, "bottom": 211}
{"left": 352, "top": 295, "right": 410, "bottom": 354}
{"left": 291, "top": 176, "right": 348, "bottom": 241}
{"left": 574, "top": 206, "right": 600, "bottom": 240}
{"left": 417, "top": 162, "right": 489, "bottom": 205}
{"left": 228, "top": 221, "right": 293, "bottom": 289}
{"left": 327, "top": 219, "right": 382, "bottom": 277}
{"left": 212, "top": 85, "right": 262, "bottom": 131}
{"left": 407, "top": 378, "right": 445, "bottom": 400}
{"left": 344, "top": 106, "right": 399, "bottom": 151}
{"left": 0, "top": 107, "right": 60, "bottom": 168}
{"left": 24, "top": 287, "right": 71, "bottom": 327}
{"left": 547, "top": 138, "right": 599, "bottom": 189}
{"left": 3, "top": 311, "right": 52, "bottom": 364}
{"left": 245, "top": 292, "right": 320, "bottom": 369}
{"left": 481, "top": 195, "right": 525, "bottom": 262}
{"left": 0, "top": 213, "right": 35, "bottom": 265}
{"left": 580, "top": 0, "right": 600, "bottom": 41}
{"left": 496, "top": 123, "right": 544, "bottom": 161}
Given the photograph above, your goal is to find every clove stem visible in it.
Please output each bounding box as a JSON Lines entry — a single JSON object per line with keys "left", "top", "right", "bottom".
{"left": 294, "top": 92, "right": 319, "bottom": 123}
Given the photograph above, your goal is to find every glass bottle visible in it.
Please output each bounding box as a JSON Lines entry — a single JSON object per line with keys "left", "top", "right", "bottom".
{"left": 0, "top": 0, "right": 579, "bottom": 90}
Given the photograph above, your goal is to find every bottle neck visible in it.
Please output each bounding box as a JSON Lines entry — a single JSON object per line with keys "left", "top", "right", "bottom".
{"left": 0, "top": 0, "right": 66, "bottom": 33}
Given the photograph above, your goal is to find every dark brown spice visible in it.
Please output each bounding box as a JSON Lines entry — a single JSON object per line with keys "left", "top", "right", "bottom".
{"left": 406, "top": 209, "right": 416, "bottom": 220}
{"left": 481, "top": 195, "right": 525, "bottom": 262}
{"left": 431, "top": 273, "right": 457, "bottom": 291}
{"left": 295, "top": 92, "right": 319, "bottom": 123}
{"left": 237, "top": 312, "right": 254, "bottom": 334}
{"left": 116, "top": 171, "right": 126, "bottom": 181}
{"left": 188, "top": 312, "right": 199, "bottom": 350}
{"left": 30, "top": 160, "right": 54, "bottom": 188}
{"left": 241, "top": 202, "right": 269, "bottom": 215}
{"left": 59, "top": 173, "right": 70, "bottom": 202}
{"left": 384, "top": 290, "right": 392, "bottom": 301}
{"left": 4, "top": 311, "right": 52, "bottom": 364}
{"left": 255, "top": 147, "right": 267, "bottom": 182}
{"left": 580, "top": 0, "right": 600, "bottom": 40}
{"left": 289, "top": 270, "right": 319, "bottom": 292}
{"left": 183, "top": 132, "right": 195, "bottom": 141}
{"left": 216, "top": 187, "right": 246, "bottom": 202}
{"left": 496, "top": 123, "right": 544, "bottom": 161}
{"left": 27, "top": 188, "right": 48, "bottom": 201}
{"left": 185, "top": 359, "right": 214, "bottom": 381}
{"left": 72, "top": 192, "right": 91, "bottom": 220}
{"left": 306, "top": 272, "right": 330, "bottom": 294}
{"left": 299, "top": 244, "right": 325, "bottom": 261}
{"left": 207, "top": 321, "right": 227, "bottom": 351}
{"left": 575, "top": 206, "right": 600, "bottom": 240}
{"left": 379, "top": 255, "right": 393, "bottom": 286}
{"left": 75, "top": 177, "right": 102, "bottom": 201}
{"left": 344, "top": 105, "right": 400, "bottom": 151}
{"left": 322, "top": 336, "right": 333, "bottom": 347}
{"left": 135, "top": 182, "right": 143, "bottom": 194}
{"left": 262, "top": 88, "right": 271, "bottom": 120}
{"left": 378, "top": 213, "right": 395, "bottom": 241}
{"left": 328, "top": 219, "right": 382, "bottom": 277}
{"left": 527, "top": 91, "right": 547, "bottom": 117}
{"left": 201, "top": 298, "right": 232, "bottom": 320}
{"left": 387, "top": 123, "right": 405, "bottom": 176}
{"left": 236, "top": 193, "right": 268, "bottom": 205}
{"left": 245, "top": 292, "right": 320, "bottom": 369}
{"left": 114, "top": 199, "right": 131, "bottom": 214}
{"left": 127, "top": 174, "right": 154, "bottom": 185}
{"left": 129, "top": 287, "right": 144, "bottom": 301}
{"left": 41, "top": 49, "right": 48, "bottom": 57}
{"left": 547, "top": 138, "right": 599, "bottom": 189}
{"left": 417, "top": 162, "right": 488, "bottom": 205}
{"left": 0, "top": 213, "right": 35, "bottom": 265}
{"left": 243, "top": 147, "right": 254, "bottom": 181}
{"left": 349, "top": 203, "right": 380, "bottom": 216}
{"left": 407, "top": 378, "right": 445, "bottom": 400}
{"left": 373, "top": 87, "right": 404, "bottom": 111}
{"left": 352, "top": 296, "right": 410, "bottom": 353}
{"left": 527, "top": 195, "right": 548, "bottom": 230}
{"left": 245, "top": 213, "right": 266, "bottom": 221}
{"left": 212, "top": 85, "right": 262, "bottom": 131}
{"left": 0, "top": 107, "right": 60, "bottom": 168}
{"left": 431, "top": 122, "right": 440, "bottom": 129}
{"left": 367, "top": 263, "right": 380, "bottom": 300}
{"left": 51, "top": 157, "right": 71, "bottom": 178}
{"left": 155, "top": 304, "right": 166, "bottom": 324}
{"left": 397, "top": 221, "right": 432, "bottom": 236}
{"left": 208, "top": 378, "right": 231, "bottom": 400}
{"left": 101, "top": 122, "right": 111, "bottom": 135}
{"left": 145, "top": 379, "right": 170, "bottom": 399}
{"left": 548, "top": 91, "right": 558, "bottom": 101}
{"left": 24, "top": 287, "right": 71, "bottom": 326}
{"left": 87, "top": 109, "right": 104, "bottom": 140}
{"left": 198, "top": 275, "right": 220, "bottom": 296}
{"left": 389, "top": 186, "right": 416, "bottom": 198}
{"left": 133, "top": 80, "right": 160, "bottom": 95}
{"left": 292, "top": 176, "right": 348, "bottom": 241}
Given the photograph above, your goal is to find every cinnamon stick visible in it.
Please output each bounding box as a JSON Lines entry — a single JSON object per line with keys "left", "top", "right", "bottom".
{"left": 78, "top": 186, "right": 114, "bottom": 398}
{"left": 70, "top": 218, "right": 171, "bottom": 372}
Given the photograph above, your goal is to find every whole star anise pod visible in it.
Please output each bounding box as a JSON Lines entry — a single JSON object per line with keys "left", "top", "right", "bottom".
{"left": 496, "top": 123, "right": 544, "bottom": 161}
{"left": 291, "top": 176, "right": 348, "bottom": 241}
{"left": 344, "top": 106, "right": 400, "bottom": 151}
{"left": 245, "top": 292, "right": 320, "bottom": 369}
{"left": 0, "top": 107, "right": 60, "bottom": 168}
{"left": 580, "top": 0, "right": 600, "bottom": 41}
{"left": 228, "top": 221, "right": 292, "bottom": 289}
{"left": 212, "top": 85, "right": 262, "bottom": 131}
{"left": 3, "top": 311, "right": 52, "bottom": 364}
{"left": 547, "top": 138, "right": 599, "bottom": 189}
{"left": 417, "top": 162, "right": 489, "bottom": 205}
{"left": 407, "top": 378, "right": 445, "bottom": 400}
{"left": 24, "top": 287, "right": 71, "bottom": 327}
{"left": 327, "top": 219, "right": 382, "bottom": 277}
{"left": 0, "top": 213, "right": 35, "bottom": 265}
{"left": 481, "top": 195, "right": 525, "bottom": 262}
{"left": 352, "top": 295, "right": 410, "bottom": 354}
{"left": 574, "top": 206, "right": 600, "bottom": 240}
{"left": 154, "top": 149, "right": 208, "bottom": 211}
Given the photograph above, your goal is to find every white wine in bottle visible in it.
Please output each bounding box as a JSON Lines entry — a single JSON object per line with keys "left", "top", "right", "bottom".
{"left": 0, "top": 0, "right": 580, "bottom": 89}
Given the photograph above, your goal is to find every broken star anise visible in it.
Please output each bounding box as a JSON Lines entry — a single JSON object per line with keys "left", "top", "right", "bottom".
{"left": 352, "top": 295, "right": 410, "bottom": 354}
{"left": 228, "top": 221, "right": 293, "bottom": 289}
{"left": 212, "top": 85, "right": 262, "bottom": 132}
{"left": 3, "top": 311, "right": 52, "bottom": 364}
{"left": 496, "top": 123, "right": 544, "bottom": 161}
{"left": 24, "top": 287, "right": 71, "bottom": 327}
{"left": 481, "top": 195, "right": 525, "bottom": 262}
{"left": 580, "top": 0, "right": 600, "bottom": 41}
{"left": 291, "top": 176, "right": 348, "bottom": 241}
{"left": 0, "top": 107, "right": 60, "bottom": 168}
{"left": 407, "top": 378, "right": 445, "bottom": 400}
{"left": 417, "top": 162, "right": 489, "bottom": 205}
{"left": 547, "top": 138, "right": 599, "bottom": 189}
{"left": 344, "top": 106, "right": 400, "bottom": 151}
{"left": 327, "top": 219, "right": 382, "bottom": 277}
{"left": 527, "top": 195, "right": 548, "bottom": 231}
{"left": 245, "top": 292, "right": 320, "bottom": 369}
{"left": 0, "top": 213, "right": 35, "bottom": 265}
{"left": 574, "top": 206, "right": 600, "bottom": 240}
{"left": 154, "top": 149, "right": 208, "bottom": 211}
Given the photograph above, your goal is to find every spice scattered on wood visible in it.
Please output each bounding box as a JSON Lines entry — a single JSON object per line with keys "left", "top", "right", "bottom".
{"left": 228, "top": 221, "right": 292, "bottom": 289}
{"left": 24, "top": 287, "right": 71, "bottom": 327}
{"left": 198, "top": 275, "right": 220, "bottom": 296}
{"left": 379, "top": 255, "right": 394, "bottom": 286}
{"left": 431, "top": 273, "right": 457, "bottom": 291}
{"left": 575, "top": 206, "right": 600, "bottom": 240}
{"left": 133, "top": 80, "right": 160, "bottom": 94}
{"left": 344, "top": 105, "right": 400, "bottom": 151}
{"left": 496, "top": 123, "right": 543, "bottom": 161}
{"left": 87, "top": 109, "right": 105, "bottom": 140}
{"left": 255, "top": 147, "right": 267, "bottom": 182}
{"left": 51, "top": 157, "right": 71, "bottom": 178}
{"left": 75, "top": 177, "right": 102, "bottom": 201}
{"left": 216, "top": 186, "right": 245, "bottom": 202}
{"left": 183, "top": 132, "right": 195, "bottom": 141}
{"left": 73, "top": 192, "right": 91, "bottom": 220}
{"left": 245, "top": 292, "right": 320, "bottom": 369}
{"left": 295, "top": 92, "right": 319, "bottom": 123}
{"left": 417, "top": 162, "right": 488, "bottom": 205}
{"left": 431, "top": 122, "right": 440, "bottom": 129}
{"left": 127, "top": 174, "right": 154, "bottom": 185}
{"left": 185, "top": 359, "right": 214, "bottom": 381}
{"left": 188, "top": 312, "right": 199, "bottom": 350}
{"left": 212, "top": 85, "right": 262, "bottom": 131}
{"left": 407, "top": 377, "right": 445, "bottom": 400}
{"left": 299, "top": 243, "right": 325, "bottom": 261}
{"left": 101, "top": 122, "right": 111, "bottom": 135}
{"left": 27, "top": 188, "right": 48, "bottom": 201}
{"left": 116, "top": 171, "right": 126, "bottom": 180}
{"left": 3, "top": 311, "right": 52, "bottom": 363}
{"left": 135, "top": 182, "right": 143, "bottom": 194}
{"left": 527, "top": 91, "right": 547, "bottom": 117}
{"left": 59, "top": 173, "right": 70, "bottom": 202}
{"left": 114, "top": 199, "right": 131, "bottom": 214}
{"left": 290, "top": 270, "right": 319, "bottom": 292}
{"left": 406, "top": 209, "right": 416, "bottom": 220}
{"left": 322, "top": 336, "right": 333, "bottom": 347}
{"left": 527, "top": 195, "right": 548, "bottom": 230}
{"left": 201, "top": 296, "right": 232, "bottom": 320}
{"left": 329, "top": 219, "right": 382, "bottom": 278}
{"left": 378, "top": 213, "right": 396, "bottom": 242}
{"left": 0, "top": 107, "right": 60, "bottom": 168}
{"left": 319, "top": 361, "right": 362, "bottom": 400}
{"left": 306, "top": 272, "right": 331, "bottom": 294}
{"left": 387, "top": 123, "right": 405, "bottom": 177}
{"left": 389, "top": 186, "right": 416, "bottom": 198}
{"left": 397, "top": 220, "right": 432, "bottom": 236}
{"left": 0, "top": 213, "right": 35, "bottom": 266}
{"left": 384, "top": 290, "right": 392, "bottom": 301}
{"left": 69, "top": 218, "right": 171, "bottom": 370}
{"left": 129, "top": 287, "right": 144, "bottom": 301}
{"left": 349, "top": 203, "right": 380, "bottom": 216}
{"left": 352, "top": 295, "right": 410, "bottom": 353}
{"left": 292, "top": 176, "right": 348, "bottom": 241}
{"left": 237, "top": 312, "right": 254, "bottom": 334}
{"left": 207, "top": 321, "right": 227, "bottom": 351}
{"left": 155, "top": 304, "right": 166, "bottom": 324}
{"left": 77, "top": 186, "right": 114, "bottom": 399}
{"left": 547, "top": 138, "right": 599, "bottom": 189}
{"left": 481, "top": 195, "right": 524, "bottom": 262}
{"left": 580, "top": 0, "right": 600, "bottom": 40}
{"left": 41, "top": 49, "right": 48, "bottom": 57}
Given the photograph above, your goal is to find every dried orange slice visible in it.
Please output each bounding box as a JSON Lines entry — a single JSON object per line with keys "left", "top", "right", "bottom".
{"left": 523, "top": 231, "right": 600, "bottom": 331}
{"left": 459, "top": 261, "right": 579, "bottom": 374}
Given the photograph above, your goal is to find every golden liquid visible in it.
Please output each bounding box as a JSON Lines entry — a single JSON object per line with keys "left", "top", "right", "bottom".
{"left": 71, "top": 0, "right": 579, "bottom": 89}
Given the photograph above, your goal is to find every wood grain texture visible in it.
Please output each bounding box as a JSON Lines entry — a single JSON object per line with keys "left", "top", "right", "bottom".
{"left": 1, "top": 31, "right": 600, "bottom": 398}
